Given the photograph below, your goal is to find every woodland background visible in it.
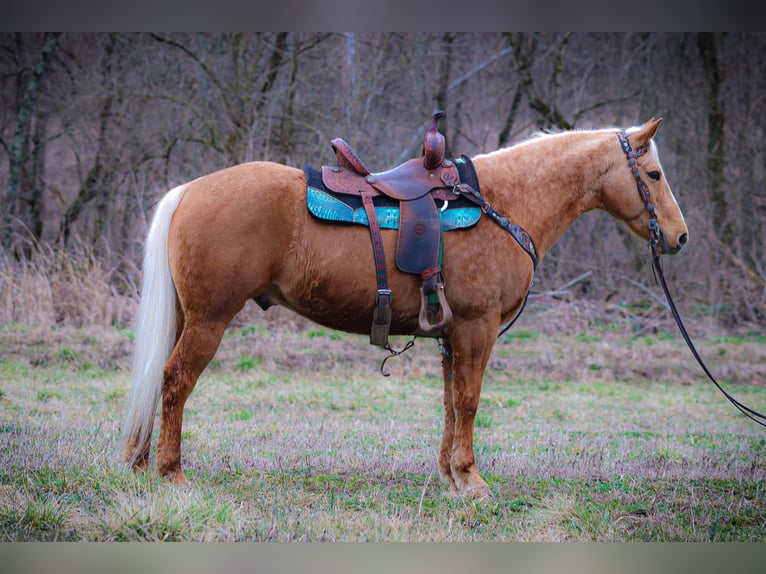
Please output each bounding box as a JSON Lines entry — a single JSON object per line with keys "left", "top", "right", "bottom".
{"left": 1, "top": 32, "right": 765, "bottom": 330}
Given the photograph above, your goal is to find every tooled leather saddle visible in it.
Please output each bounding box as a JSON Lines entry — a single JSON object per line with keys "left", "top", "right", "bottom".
{"left": 318, "top": 111, "right": 464, "bottom": 347}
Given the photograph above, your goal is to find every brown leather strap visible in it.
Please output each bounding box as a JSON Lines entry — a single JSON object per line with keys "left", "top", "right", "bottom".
{"left": 454, "top": 183, "right": 538, "bottom": 269}
{"left": 331, "top": 138, "right": 370, "bottom": 175}
{"left": 361, "top": 191, "right": 392, "bottom": 346}
{"left": 360, "top": 191, "right": 388, "bottom": 291}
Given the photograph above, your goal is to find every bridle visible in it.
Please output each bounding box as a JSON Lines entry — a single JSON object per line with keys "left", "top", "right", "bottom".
{"left": 617, "top": 130, "right": 766, "bottom": 428}
{"left": 617, "top": 130, "right": 664, "bottom": 256}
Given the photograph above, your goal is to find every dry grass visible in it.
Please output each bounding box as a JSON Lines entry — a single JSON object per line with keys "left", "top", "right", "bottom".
{"left": 1, "top": 298, "right": 764, "bottom": 541}
{"left": 0, "top": 240, "right": 136, "bottom": 329}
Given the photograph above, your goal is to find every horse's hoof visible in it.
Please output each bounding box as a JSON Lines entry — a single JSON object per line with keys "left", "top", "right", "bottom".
{"left": 157, "top": 463, "right": 190, "bottom": 485}
{"left": 168, "top": 469, "right": 190, "bottom": 485}
{"left": 463, "top": 485, "right": 494, "bottom": 500}
{"left": 130, "top": 464, "right": 149, "bottom": 477}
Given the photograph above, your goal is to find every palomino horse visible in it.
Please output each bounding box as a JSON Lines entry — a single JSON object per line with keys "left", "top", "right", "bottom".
{"left": 122, "top": 117, "right": 688, "bottom": 498}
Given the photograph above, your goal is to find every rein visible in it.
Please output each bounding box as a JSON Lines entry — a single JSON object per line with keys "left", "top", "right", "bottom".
{"left": 617, "top": 130, "right": 766, "bottom": 428}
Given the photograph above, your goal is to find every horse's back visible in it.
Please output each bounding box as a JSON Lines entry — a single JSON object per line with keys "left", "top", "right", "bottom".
{"left": 176, "top": 161, "right": 304, "bottom": 218}
{"left": 171, "top": 161, "right": 305, "bottom": 236}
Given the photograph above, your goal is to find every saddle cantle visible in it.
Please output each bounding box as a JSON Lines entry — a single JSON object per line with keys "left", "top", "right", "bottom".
{"left": 317, "top": 111, "right": 465, "bottom": 347}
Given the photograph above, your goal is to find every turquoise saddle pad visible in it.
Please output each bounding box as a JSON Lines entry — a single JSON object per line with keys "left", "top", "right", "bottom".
{"left": 306, "top": 186, "right": 481, "bottom": 231}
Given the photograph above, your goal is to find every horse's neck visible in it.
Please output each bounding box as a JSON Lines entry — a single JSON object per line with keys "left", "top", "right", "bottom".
{"left": 472, "top": 131, "right": 612, "bottom": 258}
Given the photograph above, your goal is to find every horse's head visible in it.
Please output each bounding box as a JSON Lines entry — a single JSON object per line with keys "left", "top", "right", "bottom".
{"left": 603, "top": 117, "right": 688, "bottom": 255}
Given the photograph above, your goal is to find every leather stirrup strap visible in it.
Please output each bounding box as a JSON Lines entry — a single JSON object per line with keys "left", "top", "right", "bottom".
{"left": 360, "top": 191, "right": 392, "bottom": 346}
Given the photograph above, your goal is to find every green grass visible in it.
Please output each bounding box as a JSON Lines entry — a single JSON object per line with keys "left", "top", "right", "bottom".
{"left": 234, "top": 354, "right": 261, "bottom": 372}
{"left": 574, "top": 332, "right": 603, "bottom": 343}
{"left": 502, "top": 328, "right": 539, "bottom": 342}
{"left": 1, "top": 307, "right": 764, "bottom": 541}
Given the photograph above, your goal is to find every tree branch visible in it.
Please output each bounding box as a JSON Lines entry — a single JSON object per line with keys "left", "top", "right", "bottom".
{"left": 395, "top": 44, "right": 515, "bottom": 163}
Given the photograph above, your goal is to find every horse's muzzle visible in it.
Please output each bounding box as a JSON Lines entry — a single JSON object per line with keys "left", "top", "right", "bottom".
{"left": 659, "top": 230, "right": 688, "bottom": 255}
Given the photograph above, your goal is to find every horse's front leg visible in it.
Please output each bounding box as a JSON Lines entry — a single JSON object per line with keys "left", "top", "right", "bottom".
{"left": 440, "top": 317, "right": 498, "bottom": 499}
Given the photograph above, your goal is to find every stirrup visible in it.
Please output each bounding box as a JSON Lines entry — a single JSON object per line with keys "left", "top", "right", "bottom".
{"left": 418, "top": 282, "right": 452, "bottom": 333}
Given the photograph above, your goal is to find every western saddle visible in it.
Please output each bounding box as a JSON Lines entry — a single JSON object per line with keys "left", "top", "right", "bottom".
{"left": 320, "top": 111, "right": 461, "bottom": 347}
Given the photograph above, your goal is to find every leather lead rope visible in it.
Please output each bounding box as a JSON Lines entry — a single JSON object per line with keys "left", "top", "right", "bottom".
{"left": 617, "top": 131, "right": 766, "bottom": 427}
{"left": 652, "top": 255, "right": 766, "bottom": 427}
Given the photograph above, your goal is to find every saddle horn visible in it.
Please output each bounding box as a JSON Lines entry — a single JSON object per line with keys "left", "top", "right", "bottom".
{"left": 422, "top": 111, "right": 446, "bottom": 171}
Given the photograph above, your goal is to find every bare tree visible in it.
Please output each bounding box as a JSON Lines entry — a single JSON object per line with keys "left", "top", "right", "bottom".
{"left": 59, "top": 33, "right": 118, "bottom": 247}
{"left": 148, "top": 33, "right": 332, "bottom": 167}
{"left": 2, "top": 32, "right": 764, "bottom": 324}
{"left": 1, "top": 32, "right": 59, "bottom": 246}
{"left": 697, "top": 32, "right": 731, "bottom": 245}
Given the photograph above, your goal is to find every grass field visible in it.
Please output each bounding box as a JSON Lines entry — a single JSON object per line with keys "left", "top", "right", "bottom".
{"left": 1, "top": 301, "right": 764, "bottom": 541}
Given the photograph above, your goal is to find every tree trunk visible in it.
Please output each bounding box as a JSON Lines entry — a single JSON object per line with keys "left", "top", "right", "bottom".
{"left": 28, "top": 110, "right": 48, "bottom": 240}
{"left": 697, "top": 33, "right": 731, "bottom": 245}
{"left": 434, "top": 33, "right": 454, "bottom": 157}
{"left": 91, "top": 34, "right": 118, "bottom": 250}
{"left": 276, "top": 42, "right": 300, "bottom": 163}
{"left": 59, "top": 34, "right": 116, "bottom": 247}
{"left": 2, "top": 32, "right": 59, "bottom": 247}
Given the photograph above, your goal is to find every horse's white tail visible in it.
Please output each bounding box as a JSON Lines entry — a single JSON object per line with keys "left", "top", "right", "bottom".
{"left": 122, "top": 183, "right": 188, "bottom": 466}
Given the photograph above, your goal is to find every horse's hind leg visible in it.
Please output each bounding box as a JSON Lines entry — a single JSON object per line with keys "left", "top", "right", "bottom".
{"left": 124, "top": 300, "right": 185, "bottom": 474}
{"left": 155, "top": 317, "right": 228, "bottom": 483}
{"left": 124, "top": 435, "right": 151, "bottom": 473}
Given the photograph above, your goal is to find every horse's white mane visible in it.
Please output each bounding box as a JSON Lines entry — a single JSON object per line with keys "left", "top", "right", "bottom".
{"left": 515, "top": 125, "right": 619, "bottom": 147}
{"left": 476, "top": 125, "right": 616, "bottom": 158}
{"left": 475, "top": 123, "right": 659, "bottom": 167}
{"left": 528, "top": 124, "right": 624, "bottom": 140}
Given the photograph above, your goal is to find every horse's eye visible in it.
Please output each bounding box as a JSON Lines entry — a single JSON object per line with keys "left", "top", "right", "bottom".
{"left": 647, "top": 170, "right": 661, "bottom": 181}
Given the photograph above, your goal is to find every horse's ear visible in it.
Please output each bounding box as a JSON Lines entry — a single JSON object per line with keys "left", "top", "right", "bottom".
{"left": 630, "top": 117, "right": 663, "bottom": 148}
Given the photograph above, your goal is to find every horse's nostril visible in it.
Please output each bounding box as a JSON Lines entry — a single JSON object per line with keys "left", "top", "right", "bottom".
{"left": 678, "top": 232, "right": 688, "bottom": 248}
